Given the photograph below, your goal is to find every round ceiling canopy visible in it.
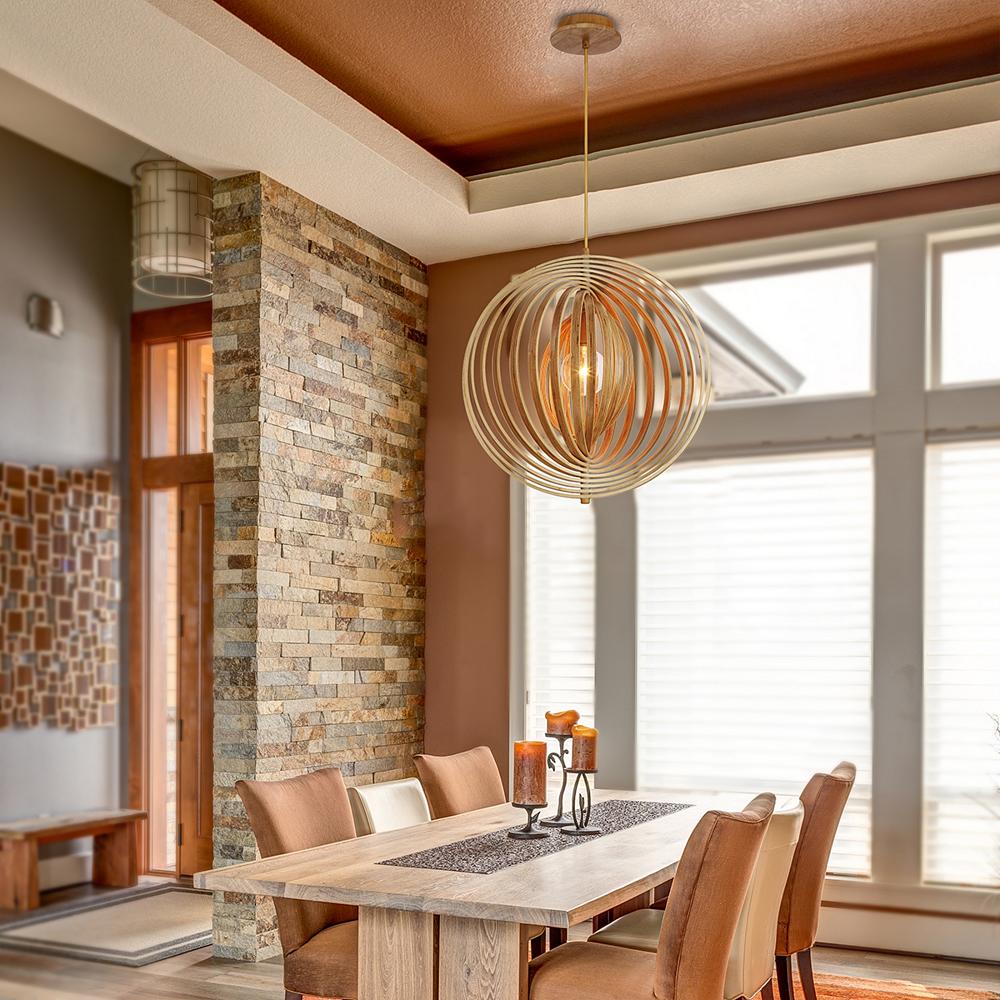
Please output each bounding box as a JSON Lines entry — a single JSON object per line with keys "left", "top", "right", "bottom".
{"left": 549, "top": 13, "right": 622, "bottom": 55}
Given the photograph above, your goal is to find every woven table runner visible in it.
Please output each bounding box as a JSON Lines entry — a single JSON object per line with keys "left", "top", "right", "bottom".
{"left": 379, "top": 799, "right": 693, "bottom": 875}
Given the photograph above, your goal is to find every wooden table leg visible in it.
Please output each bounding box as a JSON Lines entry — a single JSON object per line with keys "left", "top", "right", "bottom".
{"left": 439, "top": 915, "right": 524, "bottom": 1000}
{"left": 0, "top": 838, "right": 39, "bottom": 910}
{"left": 92, "top": 824, "right": 138, "bottom": 888}
{"left": 358, "top": 906, "right": 435, "bottom": 1000}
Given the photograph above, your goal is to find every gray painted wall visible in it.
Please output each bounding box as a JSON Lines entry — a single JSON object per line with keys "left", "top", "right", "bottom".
{"left": 0, "top": 127, "right": 132, "bottom": 863}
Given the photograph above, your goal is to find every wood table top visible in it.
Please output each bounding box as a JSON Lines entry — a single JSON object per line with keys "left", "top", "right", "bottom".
{"left": 195, "top": 789, "right": 750, "bottom": 927}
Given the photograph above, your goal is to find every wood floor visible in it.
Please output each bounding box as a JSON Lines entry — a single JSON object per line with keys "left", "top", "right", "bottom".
{"left": 0, "top": 884, "right": 994, "bottom": 999}
{"left": 0, "top": 937, "right": 996, "bottom": 1000}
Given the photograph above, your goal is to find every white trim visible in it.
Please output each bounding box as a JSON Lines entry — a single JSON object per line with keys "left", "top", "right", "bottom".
{"left": 593, "top": 493, "right": 638, "bottom": 790}
{"left": 508, "top": 478, "right": 527, "bottom": 779}
{"left": 928, "top": 229, "right": 1000, "bottom": 390}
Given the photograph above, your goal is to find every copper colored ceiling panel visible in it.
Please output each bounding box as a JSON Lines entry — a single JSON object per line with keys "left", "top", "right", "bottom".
{"left": 213, "top": 0, "right": 1000, "bottom": 175}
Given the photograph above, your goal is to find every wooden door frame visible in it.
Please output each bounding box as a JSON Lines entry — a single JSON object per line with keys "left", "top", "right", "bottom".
{"left": 128, "top": 302, "right": 213, "bottom": 876}
{"left": 177, "top": 481, "right": 215, "bottom": 875}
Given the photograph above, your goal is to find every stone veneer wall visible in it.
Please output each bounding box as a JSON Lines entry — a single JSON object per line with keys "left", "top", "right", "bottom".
{"left": 211, "top": 173, "right": 427, "bottom": 960}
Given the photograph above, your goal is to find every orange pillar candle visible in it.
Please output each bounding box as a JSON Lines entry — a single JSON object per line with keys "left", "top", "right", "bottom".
{"left": 513, "top": 741, "right": 548, "bottom": 805}
{"left": 544, "top": 709, "right": 580, "bottom": 736}
{"left": 571, "top": 725, "right": 598, "bottom": 771}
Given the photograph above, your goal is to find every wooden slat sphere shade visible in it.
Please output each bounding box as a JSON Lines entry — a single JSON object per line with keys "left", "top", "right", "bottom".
{"left": 463, "top": 254, "right": 712, "bottom": 502}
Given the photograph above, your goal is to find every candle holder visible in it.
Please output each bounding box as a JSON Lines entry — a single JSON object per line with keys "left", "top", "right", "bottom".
{"left": 540, "top": 732, "right": 575, "bottom": 828}
{"left": 508, "top": 803, "right": 550, "bottom": 840}
{"left": 560, "top": 769, "right": 601, "bottom": 836}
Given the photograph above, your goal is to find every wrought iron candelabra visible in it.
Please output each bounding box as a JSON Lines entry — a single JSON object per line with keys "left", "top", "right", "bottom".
{"left": 508, "top": 803, "right": 549, "bottom": 840}
{"left": 540, "top": 733, "right": 574, "bottom": 828}
{"left": 561, "top": 768, "right": 601, "bottom": 836}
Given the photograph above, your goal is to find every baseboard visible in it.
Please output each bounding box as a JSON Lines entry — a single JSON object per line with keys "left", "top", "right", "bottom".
{"left": 38, "top": 852, "right": 92, "bottom": 892}
{"left": 819, "top": 902, "right": 1000, "bottom": 963}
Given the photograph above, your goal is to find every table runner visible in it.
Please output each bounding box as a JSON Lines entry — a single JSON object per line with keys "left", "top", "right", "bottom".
{"left": 379, "top": 799, "right": 692, "bottom": 875}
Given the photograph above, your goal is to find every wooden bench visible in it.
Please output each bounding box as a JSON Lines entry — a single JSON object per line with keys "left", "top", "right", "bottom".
{"left": 0, "top": 808, "right": 146, "bottom": 910}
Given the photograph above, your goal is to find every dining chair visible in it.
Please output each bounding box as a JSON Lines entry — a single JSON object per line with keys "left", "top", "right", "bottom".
{"left": 527, "top": 793, "right": 776, "bottom": 1000}
{"left": 236, "top": 767, "right": 359, "bottom": 1000}
{"left": 588, "top": 798, "right": 805, "bottom": 1000}
{"left": 413, "top": 745, "right": 506, "bottom": 818}
{"left": 775, "top": 762, "right": 856, "bottom": 1000}
{"left": 347, "top": 777, "right": 432, "bottom": 836}
{"left": 413, "top": 744, "right": 549, "bottom": 958}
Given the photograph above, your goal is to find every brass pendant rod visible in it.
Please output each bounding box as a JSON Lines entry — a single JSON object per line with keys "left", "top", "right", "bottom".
{"left": 583, "top": 39, "right": 590, "bottom": 254}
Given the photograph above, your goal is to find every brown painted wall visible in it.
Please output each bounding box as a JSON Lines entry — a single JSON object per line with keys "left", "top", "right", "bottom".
{"left": 424, "top": 174, "right": 1000, "bottom": 787}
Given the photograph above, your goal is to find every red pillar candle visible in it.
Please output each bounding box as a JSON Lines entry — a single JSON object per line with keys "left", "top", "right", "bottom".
{"left": 571, "top": 725, "right": 598, "bottom": 771}
{"left": 544, "top": 709, "right": 580, "bottom": 736}
{"left": 513, "top": 741, "right": 548, "bottom": 806}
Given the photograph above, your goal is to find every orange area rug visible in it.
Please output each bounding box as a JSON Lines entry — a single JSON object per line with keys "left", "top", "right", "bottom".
{"left": 792, "top": 973, "right": 999, "bottom": 999}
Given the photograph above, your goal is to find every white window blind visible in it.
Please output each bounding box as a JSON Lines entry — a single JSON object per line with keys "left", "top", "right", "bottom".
{"left": 524, "top": 489, "right": 595, "bottom": 740}
{"left": 636, "top": 451, "right": 874, "bottom": 875}
{"left": 924, "top": 442, "right": 1000, "bottom": 888}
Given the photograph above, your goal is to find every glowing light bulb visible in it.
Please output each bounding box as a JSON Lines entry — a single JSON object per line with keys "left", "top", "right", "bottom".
{"left": 559, "top": 343, "right": 604, "bottom": 395}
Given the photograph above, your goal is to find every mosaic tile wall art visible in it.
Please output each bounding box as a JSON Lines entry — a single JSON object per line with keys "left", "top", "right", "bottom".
{"left": 0, "top": 463, "right": 120, "bottom": 731}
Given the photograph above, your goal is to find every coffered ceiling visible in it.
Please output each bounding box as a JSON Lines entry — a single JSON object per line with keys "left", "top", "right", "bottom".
{"left": 1, "top": 0, "right": 997, "bottom": 263}
{"left": 213, "top": 0, "right": 1000, "bottom": 175}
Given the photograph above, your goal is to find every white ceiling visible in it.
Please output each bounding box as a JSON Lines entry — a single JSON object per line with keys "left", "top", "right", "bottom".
{"left": 0, "top": 70, "right": 163, "bottom": 186}
{"left": 0, "top": 0, "right": 996, "bottom": 264}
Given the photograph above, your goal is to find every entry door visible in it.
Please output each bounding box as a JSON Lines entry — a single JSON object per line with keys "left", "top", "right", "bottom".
{"left": 177, "top": 481, "right": 214, "bottom": 876}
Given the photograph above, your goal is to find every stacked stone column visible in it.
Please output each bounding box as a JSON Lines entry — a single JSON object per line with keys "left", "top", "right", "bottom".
{"left": 210, "top": 174, "right": 427, "bottom": 960}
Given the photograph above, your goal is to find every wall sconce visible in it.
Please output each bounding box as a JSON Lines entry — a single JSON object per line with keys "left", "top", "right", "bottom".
{"left": 26, "top": 294, "right": 64, "bottom": 338}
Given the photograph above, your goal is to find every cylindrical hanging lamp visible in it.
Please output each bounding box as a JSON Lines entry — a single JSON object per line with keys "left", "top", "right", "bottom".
{"left": 132, "top": 159, "right": 213, "bottom": 299}
{"left": 463, "top": 14, "right": 712, "bottom": 503}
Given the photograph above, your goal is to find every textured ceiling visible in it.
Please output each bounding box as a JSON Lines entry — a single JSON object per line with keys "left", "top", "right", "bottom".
{"left": 212, "top": 0, "right": 999, "bottom": 175}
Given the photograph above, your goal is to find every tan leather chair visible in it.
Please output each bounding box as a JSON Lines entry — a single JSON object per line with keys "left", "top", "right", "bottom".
{"left": 588, "top": 798, "right": 805, "bottom": 1000}
{"left": 528, "top": 794, "right": 775, "bottom": 1000}
{"left": 775, "top": 762, "right": 856, "bottom": 1000}
{"left": 236, "top": 767, "right": 359, "bottom": 1000}
{"left": 414, "top": 745, "right": 549, "bottom": 957}
{"left": 413, "top": 745, "right": 506, "bottom": 818}
{"left": 348, "top": 777, "right": 432, "bottom": 836}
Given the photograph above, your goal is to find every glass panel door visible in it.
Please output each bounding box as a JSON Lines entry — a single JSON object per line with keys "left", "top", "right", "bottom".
{"left": 144, "top": 488, "right": 179, "bottom": 872}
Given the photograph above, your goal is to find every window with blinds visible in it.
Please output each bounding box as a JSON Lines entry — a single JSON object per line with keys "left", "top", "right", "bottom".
{"left": 524, "top": 489, "right": 596, "bottom": 741}
{"left": 924, "top": 442, "right": 1000, "bottom": 888}
{"left": 636, "top": 451, "right": 874, "bottom": 875}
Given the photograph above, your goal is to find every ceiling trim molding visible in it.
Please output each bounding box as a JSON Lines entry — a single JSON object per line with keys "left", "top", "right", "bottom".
{"left": 0, "top": 0, "right": 996, "bottom": 264}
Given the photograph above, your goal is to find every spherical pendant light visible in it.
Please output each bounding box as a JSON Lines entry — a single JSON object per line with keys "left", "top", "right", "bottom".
{"left": 464, "top": 254, "right": 711, "bottom": 501}
{"left": 462, "top": 15, "right": 712, "bottom": 502}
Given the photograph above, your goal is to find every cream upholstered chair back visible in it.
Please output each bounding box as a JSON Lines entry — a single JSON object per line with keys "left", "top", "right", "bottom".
{"left": 235, "top": 767, "right": 358, "bottom": 957}
{"left": 654, "top": 793, "right": 775, "bottom": 1000}
{"left": 724, "top": 798, "right": 804, "bottom": 1000}
{"left": 348, "top": 777, "right": 432, "bottom": 836}
{"left": 413, "top": 745, "right": 506, "bottom": 818}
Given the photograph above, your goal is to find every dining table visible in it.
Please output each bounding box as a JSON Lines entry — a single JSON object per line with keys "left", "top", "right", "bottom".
{"left": 195, "top": 788, "right": 747, "bottom": 1000}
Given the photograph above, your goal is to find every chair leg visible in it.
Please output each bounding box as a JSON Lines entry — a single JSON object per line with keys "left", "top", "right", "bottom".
{"left": 796, "top": 949, "right": 818, "bottom": 1000}
{"left": 760, "top": 980, "right": 775, "bottom": 1000}
{"left": 775, "top": 955, "right": 794, "bottom": 1000}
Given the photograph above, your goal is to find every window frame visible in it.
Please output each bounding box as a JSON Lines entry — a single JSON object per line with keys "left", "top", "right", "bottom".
{"left": 510, "top": 203, "right": 1000, "bottom": 955}
{"left": 673, "top": 246, "right": 879, "bottom": 408}
{"left": 928, "top": 228, "right": 1000, "bottom": 391}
